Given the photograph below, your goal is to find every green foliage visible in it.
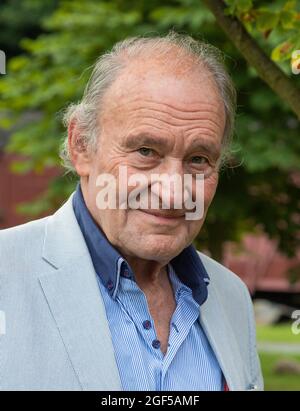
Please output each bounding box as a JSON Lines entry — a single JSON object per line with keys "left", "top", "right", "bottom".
{"left": 0, "top": 0, "right": 299, "bottom": 259}
{"left": 225, "top": 0, "right": 300, "bottom": 62}
{"left": 0, "top": 0, "right": 59, "bottom": 58}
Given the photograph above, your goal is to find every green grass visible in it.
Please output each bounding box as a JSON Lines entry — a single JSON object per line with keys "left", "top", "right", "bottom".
{"left": 257, "top": 323, "right": 300, "bottom": 344}
{"left": 256, "top": 324, "right": 300, "bottom": 390}
{"left": 259, "top": 352, "right": 300, "bottom": 391}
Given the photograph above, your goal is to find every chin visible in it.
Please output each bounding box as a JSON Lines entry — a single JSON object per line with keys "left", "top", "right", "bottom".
{"left": 129, "top": 235, "right": 187, "bottom": 262}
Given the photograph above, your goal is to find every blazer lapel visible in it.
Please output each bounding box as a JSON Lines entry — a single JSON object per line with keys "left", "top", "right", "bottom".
{"left": 199, "top": 283, "right": 251, "bottom": 391}
{"left": 39, "top": 194, "right": 122, "bottom": 391}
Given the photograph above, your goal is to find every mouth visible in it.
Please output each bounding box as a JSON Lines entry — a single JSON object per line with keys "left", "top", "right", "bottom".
{"left": 136, "top": 209, "right": 186, "bottom": 225}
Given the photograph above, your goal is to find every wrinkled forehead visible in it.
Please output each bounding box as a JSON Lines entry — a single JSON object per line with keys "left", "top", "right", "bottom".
{"left": 107, "top": 54, "right": 222, "bottom": 102}
{"left": 100, "top": 56, "right": 226, "bottom": 135}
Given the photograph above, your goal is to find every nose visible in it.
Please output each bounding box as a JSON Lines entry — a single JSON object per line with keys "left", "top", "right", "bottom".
{"left": 150, "top": 158, "right": 186, "bottom": 211}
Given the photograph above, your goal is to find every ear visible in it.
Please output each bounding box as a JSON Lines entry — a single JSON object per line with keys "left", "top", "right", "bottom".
{"left": 68, "top": 119, "right": 93, "bottom": 177}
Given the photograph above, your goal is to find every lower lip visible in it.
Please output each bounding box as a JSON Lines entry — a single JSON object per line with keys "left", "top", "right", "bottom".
{"left": 136, "top": 209, "right": 186, "bottom": 225}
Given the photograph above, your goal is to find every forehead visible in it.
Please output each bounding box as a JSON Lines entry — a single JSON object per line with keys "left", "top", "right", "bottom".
{"left": 100, "top": 58, "right": 226, "bottom": 138}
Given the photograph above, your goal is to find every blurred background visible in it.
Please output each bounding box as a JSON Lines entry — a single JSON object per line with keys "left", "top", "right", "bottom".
{"left": 0, "top": 0, "right": 300, "bottom": 390}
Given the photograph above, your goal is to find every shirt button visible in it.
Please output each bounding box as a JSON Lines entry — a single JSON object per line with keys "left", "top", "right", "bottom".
{"left": 142, "top": 320, "right": 152, "bottom": 330}
{"left": 107, "top": 280, "right": 114, "bottom": 290}
{"left": 152, "top": 339, "right": 161, "bottom": 349}
{"left": 172, "top": 322, "right": 179, "bottom": 333}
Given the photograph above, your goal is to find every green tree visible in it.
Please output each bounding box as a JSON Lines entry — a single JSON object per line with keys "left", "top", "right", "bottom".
{"left": 205, "top": 0, "right": 300, "bottom": 118}
{"left": 0, "top": 0, "right": 59, "bottom": 58}
{"left": 0, "top": 0, "right": 299, "bottom": 260}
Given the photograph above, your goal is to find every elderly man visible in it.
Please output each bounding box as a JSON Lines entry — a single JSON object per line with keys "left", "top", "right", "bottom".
{"left": 0, "top": 33, "right": 263, "bottom": 391}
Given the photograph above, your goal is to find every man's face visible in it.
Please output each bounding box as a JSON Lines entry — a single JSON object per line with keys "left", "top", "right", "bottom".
{"left": 78, "top": 59, "right": 225, "bottom": 263}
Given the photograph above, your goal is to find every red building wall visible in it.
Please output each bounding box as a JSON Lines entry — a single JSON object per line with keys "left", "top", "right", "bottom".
{"left": 0, "top": 152, "right": 60, "bottom": 229}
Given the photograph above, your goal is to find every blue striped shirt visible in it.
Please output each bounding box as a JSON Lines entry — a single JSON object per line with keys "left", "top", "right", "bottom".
{"left": 73, "top": 184, "right": 223, "bottom": 390}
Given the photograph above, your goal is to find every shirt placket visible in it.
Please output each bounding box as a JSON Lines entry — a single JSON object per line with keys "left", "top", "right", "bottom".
{"left": 161, "top": 288, "right": 201, "bottom": 381}
{"left": 117, "top": 277, "right": 164, "bottom": 361}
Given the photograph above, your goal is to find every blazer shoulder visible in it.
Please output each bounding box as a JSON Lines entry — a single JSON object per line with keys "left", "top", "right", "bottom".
{"left": 0, "top": 215, "right": 49, "bottom": 242}
{"left": 0, "top": 216, "right": 49, "bottom": 270}
{"left": 197, "top": 250, "right": 254, "bottom": 322}
{"left": 197, "top": 250, "right": 248, "bottom": 293}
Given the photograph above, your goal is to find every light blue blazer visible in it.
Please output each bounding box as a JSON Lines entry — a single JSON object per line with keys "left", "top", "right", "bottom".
{"left": 0, "top": 194, "right": 263, "bottom": 390}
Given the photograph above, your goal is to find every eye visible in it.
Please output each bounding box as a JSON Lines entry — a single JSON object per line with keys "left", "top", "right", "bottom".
{"left": 138, "top": 147, "right": 155, "bottom": 157}
{"left": 190, "top": 156, "right": 208, "bottom": 165}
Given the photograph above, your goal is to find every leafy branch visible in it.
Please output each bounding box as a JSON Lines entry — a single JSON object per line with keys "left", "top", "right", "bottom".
{"left": 203, "top": 0, "right": 300, "bottom": 119}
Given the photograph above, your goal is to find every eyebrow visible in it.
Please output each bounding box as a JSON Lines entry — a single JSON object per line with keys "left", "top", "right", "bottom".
{"left": 124, "top": 133, "right": 221, "bottom": 159}
{"left": 124, "top": 134, "right": 168, "bottom": 150}
{"left": 188, "top": 139, "right": 221, "bottom": 159}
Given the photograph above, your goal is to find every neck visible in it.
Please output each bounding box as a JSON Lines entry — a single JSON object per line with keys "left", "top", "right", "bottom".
{"left": 124, "top": 255, "right": 169, "bottom": 290}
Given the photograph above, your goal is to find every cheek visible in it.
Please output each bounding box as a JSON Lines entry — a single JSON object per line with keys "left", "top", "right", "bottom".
{"left": 97, "top": 209, "right": 130, "bottom": 247}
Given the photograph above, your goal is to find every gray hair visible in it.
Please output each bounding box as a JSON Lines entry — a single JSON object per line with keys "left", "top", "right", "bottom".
{"left": 60, "top": 31, "right": 236, "bottom": 172}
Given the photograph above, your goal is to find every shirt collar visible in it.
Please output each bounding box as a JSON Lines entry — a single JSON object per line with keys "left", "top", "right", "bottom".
{"left": 72, "top": 183, "right": 210, "bottom": 305}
